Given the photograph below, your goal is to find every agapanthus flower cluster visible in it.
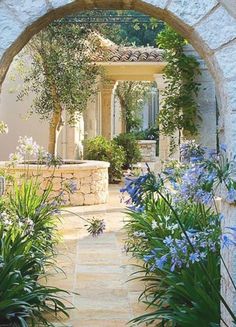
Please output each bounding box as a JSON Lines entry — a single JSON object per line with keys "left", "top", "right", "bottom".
{"left": 16, "top": 136, "right": 40, "bottom": 157}
{"left": 64, "top": 179, "right": 77, "bottom": 194}
{"left": 21, "top": 217, "right": 35, "bottom": 235}
{"left": 9, "top": 136, "right": 51, "bottom": 166}
{"left": 0, "top": 210, "right": 35, "bottom": 236}
{"left": 173, "top": 164, "right": 216, "bottom": 205}
{"left": 222, "top": 227, "right": 236, "bottom": 247}
{"left": 180, "top": 140, "right": 205, "bottom": 163}
{"left": 226, "top": 188, "right": 236, "bottom": 204}
{"left": 148, "top": 215, "right": 179, "bottom": 235}
{"left": 86, "top": 217, "right": 106, "bottom": 237}
{"left": 120, "top": 174, "right": 150, "bottom": 211}
{"left": 144, "top": 227, "right": 219, "bottom": 272}
{"left": 0, "top": 211, "right": 12, "bottom": 227}
{"left": 9, "top": 152, "right": 24, "bottom": 165}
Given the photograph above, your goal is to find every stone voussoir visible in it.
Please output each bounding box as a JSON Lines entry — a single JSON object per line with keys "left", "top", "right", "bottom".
{"left": 196, "top": 6, "right": 236, "bottom": 50}
{"left": 167, "top": 0, "right": 218, "bottom": 26}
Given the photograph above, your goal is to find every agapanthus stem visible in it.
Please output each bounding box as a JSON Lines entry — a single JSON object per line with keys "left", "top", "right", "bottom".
{"left": 60, "top": 208, "right": 91, "bottom": 224}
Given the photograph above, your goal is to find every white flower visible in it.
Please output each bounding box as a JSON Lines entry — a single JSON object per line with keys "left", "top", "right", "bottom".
{"left": 164, "top": 216, "right": 171, "bottom": 222}
{"left": 37, "top": 146, "right": 48, "bottom": 161}
{"left": 133, "top": 231, "right": 146, "bottom": 238}
{"left": 167, "top": 223, "right": 179, "bottom": 234}
{"left": 24, "top": 217, "right": 35, "bottom": 234}
{"left": 9, "top": 152, "right": 24, "bottom": 166}
{"left": 16, "top": 136, "right": 40, "bottom": 157}
{"left": 152, "top": 220, "right": 158, "bottom": 230}
{"left": 0, "top": 211, "right": 12, "bottom": 226}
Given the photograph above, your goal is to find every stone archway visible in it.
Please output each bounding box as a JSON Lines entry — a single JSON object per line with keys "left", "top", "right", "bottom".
{"left": 0, "top": 1, "right": 236, "bottom": 150}
{"left": 0, "top": 0, "right": 236, "bottom": 324}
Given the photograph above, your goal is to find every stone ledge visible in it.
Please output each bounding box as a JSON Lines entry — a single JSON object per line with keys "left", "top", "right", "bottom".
{"left": 137, "top": 140, "right": 157, "bottom": 145}
{"left": 0, "top": 160, "right": 110, "bottom": 172}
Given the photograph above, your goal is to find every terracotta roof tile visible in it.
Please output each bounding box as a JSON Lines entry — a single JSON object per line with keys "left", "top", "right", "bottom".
{"left": 94, "top": 46, "right": 164, "bottom": 63}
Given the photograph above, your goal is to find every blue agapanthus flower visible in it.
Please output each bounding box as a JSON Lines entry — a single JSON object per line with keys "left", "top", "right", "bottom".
{"left": 226, "top": 188, "right": 236, "bottom": 204}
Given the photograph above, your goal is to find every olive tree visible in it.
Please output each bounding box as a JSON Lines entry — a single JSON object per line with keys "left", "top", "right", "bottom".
{"left": 18, "top": 23, "right": 101, "bottom": 156}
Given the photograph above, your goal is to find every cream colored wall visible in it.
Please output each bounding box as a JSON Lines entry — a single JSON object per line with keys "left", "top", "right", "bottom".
{"left": 0, "top": 57, "right": 85, "bottom": 161}
{"left": 0, "top": 59, "right": 49, "bottom": 160}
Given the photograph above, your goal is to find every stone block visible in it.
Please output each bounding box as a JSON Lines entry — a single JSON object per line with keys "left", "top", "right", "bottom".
{"left": 81, "top": 184, "right": 91, "bottom": 194}
{"left": 167, "top": 0, "right": 217, "bottom": 26}
{"left": 81, "top": 176, "right": 92, "bottom": 185}
{"left": 92, "top": 173, "right": 102, "bottom": 181}
{"left": 70, "top": 192, "right": 84, "bottom": 206}
{"left": 62, "top": 173, "right": 74, "bottom": 179}
{"left": 142, "top": 0, "right": 168, "bottom": 9}
{"left": 215, "top": 42, "right": 236, "bottom": 80}
{"left": 3, "top": 0, "right": 49, "bottom": 26}
{"left": 41, "top": 172, "right": 55, "bottom": 178}
{"left": 90, "top": 182, "right": 99, "bottom": 193}
{"left": 196, "top": 6, "right": 236, "bottom": 50}
{"left": 222, "top": 79, "right": 236, "bottom": 113}
{"left": 76, "top": 171, "right": 91, "bottom": 179}
{"left": 49, "top": 0, "right": 72, "bottom": 9}
{"left": 0, "top": 3, "right": 25, "bottom": 50}
{"left": 220, "top": 0, "right": 236, "bottom": 19}
{"left": 84, "top": 194, "right": 96, "bottom": 205}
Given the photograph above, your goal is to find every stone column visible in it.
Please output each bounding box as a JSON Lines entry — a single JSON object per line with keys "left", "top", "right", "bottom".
{"left": 101, "top": 81, "right": 115, "bottom": 140}
{"left": 154, "top": 74, "right": 170, "bottom": 162}
{"left": 84, "top": 95, "right": 98, "bottom": 140}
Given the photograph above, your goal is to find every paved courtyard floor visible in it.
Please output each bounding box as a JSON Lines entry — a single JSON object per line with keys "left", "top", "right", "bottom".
{"left": 47, "top": 184, "right": 151, "bottom": 327}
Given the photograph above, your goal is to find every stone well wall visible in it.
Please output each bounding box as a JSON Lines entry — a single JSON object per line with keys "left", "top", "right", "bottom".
{"left": 3, "top": 161, "right": 109, "bottom": 206}
{"left": 138, "top": 140, "right": 157, "bottom": 162}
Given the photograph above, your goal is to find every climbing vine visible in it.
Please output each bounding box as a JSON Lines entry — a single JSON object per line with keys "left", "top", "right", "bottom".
{"left": 157, "top": 25, "right": 201, "bottom": 139}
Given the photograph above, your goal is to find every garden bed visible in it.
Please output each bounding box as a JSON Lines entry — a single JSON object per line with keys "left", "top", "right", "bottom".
{"left": 0, "top": 160, "right": 110, "bottom": 206}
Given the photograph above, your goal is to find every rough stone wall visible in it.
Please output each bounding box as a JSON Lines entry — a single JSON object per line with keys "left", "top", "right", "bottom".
{"left": 0, "top": 0, "right": 236, "bottom": 324}
{"left": 6, "top": 166, "right": 109, "bottom": 206}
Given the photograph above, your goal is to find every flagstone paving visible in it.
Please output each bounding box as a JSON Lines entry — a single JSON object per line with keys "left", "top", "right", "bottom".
{"left": 47, "top": 184, "right": 152, "bottom": 326}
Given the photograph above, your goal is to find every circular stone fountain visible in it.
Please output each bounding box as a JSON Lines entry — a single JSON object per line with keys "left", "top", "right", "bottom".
{"left": 2, "top": 160, "right": 110, "bottom": 206}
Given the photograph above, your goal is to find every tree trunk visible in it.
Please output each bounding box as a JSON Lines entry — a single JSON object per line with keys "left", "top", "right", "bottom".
{"left": 48, "top": 109, "right": 63, "bottom": 156}
{"left": 39, "top": 54, "right": 63, "bottom": 156}
{"left": 48, "top": 84, "right": 63, "bottom": 156}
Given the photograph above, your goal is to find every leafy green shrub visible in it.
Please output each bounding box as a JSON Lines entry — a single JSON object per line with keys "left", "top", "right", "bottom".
{"left": 7, "top": 179, "right": 61, "bottom": 256}
{"left": 132, "top": 126, "right": 159, "bottom": 141}
{"left": 0, "top": 180, "right": 69, "bottom": 326}
{"left": 121, "top": 143, "right": 236, "bottom": 326}
{"left": 0, "top": 223, "right": 69, "bottom": 326}
{"left": 84, "top": 136, "right": 125, "bottom": 183}
{"left": 113, "top": 133, "right": 141, "bottom": 169}
{"left": 125, "top": 197, "right": 221, "bottom": 327}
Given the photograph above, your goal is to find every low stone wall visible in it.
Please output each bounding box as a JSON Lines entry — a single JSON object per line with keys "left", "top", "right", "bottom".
{"left": 1, "top": 160, "right": 110, "bottom": 206}
{"left": 137, "top": 140, "right": 157, "bottom": 162}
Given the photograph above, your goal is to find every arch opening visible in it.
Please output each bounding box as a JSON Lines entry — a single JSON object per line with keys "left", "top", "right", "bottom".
{"left": 1, "top": 1, "right": 236, "bottom": 325}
